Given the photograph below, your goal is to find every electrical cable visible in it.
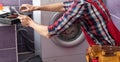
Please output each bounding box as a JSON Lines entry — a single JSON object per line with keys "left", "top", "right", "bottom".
{"left": 20, "top": 53, "right": 42, "bottom": 62}
{"left": 110, "top": 13, "right": 120, "bottom": 21}
{"left": 20, "top": 31, "right": 34, "bottom": 52}
{"left": 17, "top": 24, "right": 35, "bottom": 52}
{"left": 18, "top": 28, "right": 34, "bottom": 44}
{"left": 16, "top": 24, "right": 42, "bottom": 62}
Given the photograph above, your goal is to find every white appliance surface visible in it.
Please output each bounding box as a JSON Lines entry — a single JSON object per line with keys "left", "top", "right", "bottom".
{"left": 41, "top": 37, "right": 88, "bottom": 62}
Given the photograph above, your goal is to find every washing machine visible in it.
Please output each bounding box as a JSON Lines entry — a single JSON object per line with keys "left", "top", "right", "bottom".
{"left": 41, "top": 12, "right": 89, "bottom": 62}
{"left": 33, "top": 0, "right": 89, "bottom": 62}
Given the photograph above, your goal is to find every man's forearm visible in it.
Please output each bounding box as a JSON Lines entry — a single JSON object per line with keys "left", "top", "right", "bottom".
{"left": 29, "top": 21, "right": 50, "bottom": 38}
{"left": 33, "top": 3, "right": 65, "bottom": 12}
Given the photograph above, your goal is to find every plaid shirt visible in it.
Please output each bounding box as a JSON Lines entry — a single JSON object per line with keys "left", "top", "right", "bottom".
{"left": 48, "top": 0, "right": 116, "bottom": 45}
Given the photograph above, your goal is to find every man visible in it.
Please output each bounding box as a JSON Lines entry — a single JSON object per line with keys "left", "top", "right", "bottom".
{"left": 18, "top": 0, "right": 118, "bottom": 45}
{"left": 18, "top": 2, "right": 66, "bottom": 38}
{"left": 18, "top": 0, "right": 120, "bottom": 62}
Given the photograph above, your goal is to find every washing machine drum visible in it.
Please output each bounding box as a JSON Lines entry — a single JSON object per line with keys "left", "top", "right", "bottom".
{"left": 50, "top": 12, "right": 85, "bottom": 47}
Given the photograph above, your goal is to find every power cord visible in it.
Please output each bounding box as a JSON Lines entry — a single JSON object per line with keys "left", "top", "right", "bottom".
{"left": 17, "top": 24, "right": 35, "bottom": 52}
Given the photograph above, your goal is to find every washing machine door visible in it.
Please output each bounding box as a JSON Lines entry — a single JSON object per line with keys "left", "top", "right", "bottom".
{"left": 50, "top": 12, "right": 85, "bottom": 47}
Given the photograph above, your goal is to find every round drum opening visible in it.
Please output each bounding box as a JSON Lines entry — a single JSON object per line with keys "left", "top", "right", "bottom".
{"left": 58, "top": 22, "right": 82, "bottom": 42}
{"left": 50, "top": 12, "right": 85, "bottom": 47}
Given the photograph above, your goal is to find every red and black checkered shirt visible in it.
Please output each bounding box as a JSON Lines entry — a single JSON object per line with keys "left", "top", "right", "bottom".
{"left": 48, "top": 0, "right": 116, "bottom": 45}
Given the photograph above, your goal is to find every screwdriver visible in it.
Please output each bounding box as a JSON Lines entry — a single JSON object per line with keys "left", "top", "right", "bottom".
{"left": 11, "top": 6, "right": 20, "bottom": 15}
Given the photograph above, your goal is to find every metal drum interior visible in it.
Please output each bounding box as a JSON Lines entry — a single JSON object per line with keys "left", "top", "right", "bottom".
{"left": 50, "top": 12, "right": 85, "bottom": 47}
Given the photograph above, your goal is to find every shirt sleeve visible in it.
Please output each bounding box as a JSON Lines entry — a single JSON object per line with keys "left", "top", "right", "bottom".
{"left": 63, "top": 0, "right": 74, "bottom": 11}
{"left": 48, "top": 0, "right": 85, "bottom": 36}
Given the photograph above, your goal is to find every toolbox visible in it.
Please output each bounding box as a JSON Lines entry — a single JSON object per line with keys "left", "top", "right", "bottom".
{"left": 86, "top": 45, "right": 120, "bottom": 62}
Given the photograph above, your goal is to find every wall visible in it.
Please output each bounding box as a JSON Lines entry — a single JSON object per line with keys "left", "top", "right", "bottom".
{"left": 0, "top": 26, "right": 17, "bottom": 62}
{"left": 0, "top": 0, "right": 32, "bottom": 6}
{"left": 106, "top": 0, "right": 120, "bottom": 31}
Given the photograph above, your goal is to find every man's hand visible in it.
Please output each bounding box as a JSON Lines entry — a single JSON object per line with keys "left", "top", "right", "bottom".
{"left": 17, "top": 15, "right": 33, "bottom": 27}
{"left": 19, "top": 4, "right": 35, "bottom": 12}
{"left": 18, "top": 15, "right": 50, "bottom": 38}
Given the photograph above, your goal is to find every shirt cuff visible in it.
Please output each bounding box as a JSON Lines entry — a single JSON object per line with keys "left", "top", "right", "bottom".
{"left": 63, "top": 0, "right": 74, "bottom": 11}
{"left": 48, "top": 25, "right": 56, "bottom": 37}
